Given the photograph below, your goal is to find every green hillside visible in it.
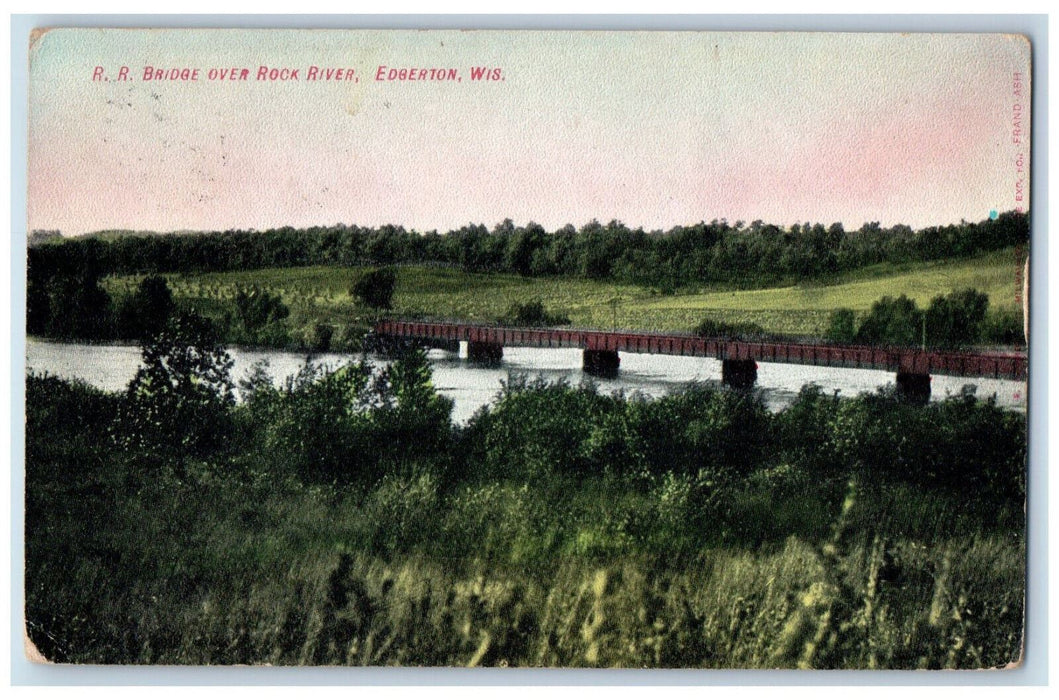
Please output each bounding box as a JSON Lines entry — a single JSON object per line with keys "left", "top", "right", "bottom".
{"left": 104, "top": 247, "right": 1024, "bottom": 338}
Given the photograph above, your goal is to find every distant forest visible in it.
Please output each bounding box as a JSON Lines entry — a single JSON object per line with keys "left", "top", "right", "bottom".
{"left": 29, "top": 211, "right": 1028, "bottom": 290}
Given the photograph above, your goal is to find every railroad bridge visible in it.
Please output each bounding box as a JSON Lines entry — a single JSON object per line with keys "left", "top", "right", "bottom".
{"left": 373, "top": 320, "right": 1028, "bottom": 402}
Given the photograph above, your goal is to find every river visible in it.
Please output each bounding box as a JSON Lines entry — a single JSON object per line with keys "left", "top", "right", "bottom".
{"left": 25, "top": 338, "right": 1027, "bottom": 423}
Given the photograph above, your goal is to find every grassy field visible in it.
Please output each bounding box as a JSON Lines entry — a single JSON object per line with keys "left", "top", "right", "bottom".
{"left": 28, "top": 454, "right": 1025, "bottom": 668}
{"left": 103, "top": 247, "right": 1023, "bottom": 337}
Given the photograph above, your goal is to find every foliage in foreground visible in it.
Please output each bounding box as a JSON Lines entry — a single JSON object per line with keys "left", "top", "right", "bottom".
{"left": 24, "top": 334, "right": 1027, "bottom": 668}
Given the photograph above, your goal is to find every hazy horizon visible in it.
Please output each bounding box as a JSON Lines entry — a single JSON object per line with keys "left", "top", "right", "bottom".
{"left": 32, "top": 207, "right": 1026, "bottom": 242}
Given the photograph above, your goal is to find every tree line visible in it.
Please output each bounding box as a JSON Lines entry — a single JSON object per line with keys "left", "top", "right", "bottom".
{"left": 30, "top": 211, "right": 1028, "bottom": 290}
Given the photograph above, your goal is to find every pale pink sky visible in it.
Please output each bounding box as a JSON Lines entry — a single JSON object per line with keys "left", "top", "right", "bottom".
{"left": 28, "top": 30, "right": 1030, "bottom": 235}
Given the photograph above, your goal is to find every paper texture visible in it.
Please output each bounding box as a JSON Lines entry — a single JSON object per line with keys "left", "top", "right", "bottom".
{"left": 25, "top": 29, "right": 1030, "bottom": 670}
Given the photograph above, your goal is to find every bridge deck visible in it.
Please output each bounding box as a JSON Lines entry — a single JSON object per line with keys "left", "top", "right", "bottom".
{"left": 374, "top": 320, "right": 1028, "bottom": 381}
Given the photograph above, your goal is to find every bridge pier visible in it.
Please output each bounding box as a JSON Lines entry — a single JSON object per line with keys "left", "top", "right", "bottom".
{"left": 467, "top": 341, "right": 503, "bottom": 364}
{"left": 722, "top": 359, "right": 758, "bottom": 390}
{"left": 895, "top": 372, "right": 931, "bottom": 404}
{"left": 583, "top": 349, "right": 620, "bottom": 377}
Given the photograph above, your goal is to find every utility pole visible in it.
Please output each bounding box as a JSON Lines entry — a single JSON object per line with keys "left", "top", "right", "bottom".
{"left": 609, "top": 296, "right": 621, "bottom": 329}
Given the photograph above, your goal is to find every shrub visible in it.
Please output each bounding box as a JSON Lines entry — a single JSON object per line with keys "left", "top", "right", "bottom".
{"left": 471, "top": 378, "right": 616, "bottom": 482}
{"left": 113, "top": 312, "right": 235, "bottom": 462}
{"left": 626, "top": 386, "right": 772, "bottom": 480}
{"left": 981, "top": 306, "right": 1025, "bottom": 346}
{"left": 352, "top": 267, "right": 397, "bottom": 310}
{"left": 825, "top": 309, "right": 857, "bottom": 344}
{"left": 826, "top": 389, "right": 1025, "bottom": 502}
{"left": 231, "top": 285, "right": 290, "bottom": 345}
{"left": 116, "top": 275, "right": 174, "bottom": 340}
{"left": 855, "top": 294, "right": 923, "bottom": 346}
{"left": 305, "top": 323, "right": 334, "bottom": 352}
{"left": 927, "top": 393, "right": 1027, "bottom": 501}
{"left": 46, "top": 271, "right": 114, "bottom": 340}
{"left": 333, "top": 324, "right": 368, "bottom": 352}
{"left": 499, "top": 298, "right": 571, "bottom": 327}
{"left": 244, "top": 361, "right": 377, "bottom": 484}
{"left": 360, "top": 473, "right": 443, "bottom": 555}
{"left": 371, "top": 349, "right": 456, "bottom": 480}
{"left": 924, "top": 288, "right": 989, "bottom": 348}
{"left": 851, "top": 289, "right": 992, "bottom": 349}
{"left": 239, "top": 349, "right": 453, "bottom": 486}
{"left": 773, "top": 384, "right": 844, "bottom": 480}
{"left": 649, "top": 470, "right": 731, "bottom": 548}
{"left": 26, "top": 373, "right": 120, "bottom": 480}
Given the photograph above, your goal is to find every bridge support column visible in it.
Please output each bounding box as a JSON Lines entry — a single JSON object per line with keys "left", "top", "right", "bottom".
{"left": 722, "top": 359, "right": 758, "bottom": 390}
{"left": 467, "top": 341, "right": 503, "bottom": 364}
{"left": 583, "top": 349, "right": 620, "bottom": 377}
{"left": 895, "top": 372, "right": 931, "bottom": 404}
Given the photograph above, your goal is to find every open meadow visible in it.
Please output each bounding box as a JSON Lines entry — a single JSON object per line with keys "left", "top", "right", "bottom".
{"left": 102, "top": 247, "right": 1022, "bottom": 339}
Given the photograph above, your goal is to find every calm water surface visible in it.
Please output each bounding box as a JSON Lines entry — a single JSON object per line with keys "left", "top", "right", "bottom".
{"left": 25, "top": 339, "right": 1027, "bottom": 423}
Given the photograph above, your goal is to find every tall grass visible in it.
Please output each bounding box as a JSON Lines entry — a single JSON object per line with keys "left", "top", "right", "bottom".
{"left": 25, "top": 461, "right": 1024, "bottom": 667}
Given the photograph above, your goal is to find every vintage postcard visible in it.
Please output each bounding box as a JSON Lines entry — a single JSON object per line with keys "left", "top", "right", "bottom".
{"left": 24, "top": 28, "right": 1030, "bottom": 669}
